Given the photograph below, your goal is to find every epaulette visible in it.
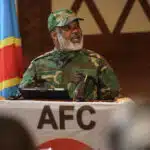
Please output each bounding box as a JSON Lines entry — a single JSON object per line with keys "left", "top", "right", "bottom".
{"left": 32, "top": 50, "right": 54, "bottom": 62}
{"left": 84, "top": 49, "right": 103, "bottom": 59}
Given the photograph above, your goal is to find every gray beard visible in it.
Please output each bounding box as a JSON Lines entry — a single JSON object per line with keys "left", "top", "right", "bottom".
{"left": 57, "top": 32, "right": 83, "bottom": 51}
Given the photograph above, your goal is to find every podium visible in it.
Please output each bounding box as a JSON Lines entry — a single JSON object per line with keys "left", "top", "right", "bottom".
{"left": 0, "top": 97, "right": 132, "bottom": 150}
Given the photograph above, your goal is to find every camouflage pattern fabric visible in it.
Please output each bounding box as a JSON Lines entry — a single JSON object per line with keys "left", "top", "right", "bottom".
{"left": 19, "top": 49, "right": 120, "bottom": 101}
{"left": 48, "top": 9, "right": 84, "bottom": 31}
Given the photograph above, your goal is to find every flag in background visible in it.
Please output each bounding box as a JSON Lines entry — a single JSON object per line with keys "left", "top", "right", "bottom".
{"left": 0, "top": 0, "right": 23, "bottom": 98}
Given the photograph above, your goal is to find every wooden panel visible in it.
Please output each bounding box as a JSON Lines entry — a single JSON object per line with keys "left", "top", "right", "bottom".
{"left": 18, "top": 0, "right": 51, "bottom": 68}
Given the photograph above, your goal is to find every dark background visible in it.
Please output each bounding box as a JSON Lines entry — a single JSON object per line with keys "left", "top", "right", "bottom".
{"left": 17, "top": 0, "right": 150, "bottom": 101}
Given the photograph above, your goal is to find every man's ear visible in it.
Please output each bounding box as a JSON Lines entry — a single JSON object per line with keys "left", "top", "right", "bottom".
{"left": 50, "top": 31, "right": 57, "bottom": 40}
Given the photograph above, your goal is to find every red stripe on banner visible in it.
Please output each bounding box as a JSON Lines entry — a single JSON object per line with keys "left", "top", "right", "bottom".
{"left": 0, "top": 44, "right": 23, "bottom": 82}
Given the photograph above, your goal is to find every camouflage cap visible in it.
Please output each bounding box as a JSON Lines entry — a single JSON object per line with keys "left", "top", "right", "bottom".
{"left": 48, "top": 9, "right": 84, "bottom": 31}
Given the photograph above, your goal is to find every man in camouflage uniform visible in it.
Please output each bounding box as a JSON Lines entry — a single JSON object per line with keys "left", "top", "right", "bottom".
{"left": 19, "top": 9, "right": 120, "bottom": 101}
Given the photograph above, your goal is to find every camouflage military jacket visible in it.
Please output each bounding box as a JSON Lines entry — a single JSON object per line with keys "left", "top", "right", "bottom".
{"left": 19, "top": 49, "right": 120, "bottom": 101}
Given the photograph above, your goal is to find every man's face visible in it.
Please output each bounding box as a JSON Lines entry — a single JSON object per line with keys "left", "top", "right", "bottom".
{"left": 56, "top": 20, "right": 83, "bottom": 50}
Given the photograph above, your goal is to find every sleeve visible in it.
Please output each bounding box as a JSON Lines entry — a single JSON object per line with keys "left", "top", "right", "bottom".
{"left": 97, "top": 57, "right": 120, "bottom": 100}
{"left": 19, "top": 61, "right": 36, "bottom": 89}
